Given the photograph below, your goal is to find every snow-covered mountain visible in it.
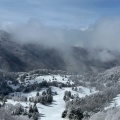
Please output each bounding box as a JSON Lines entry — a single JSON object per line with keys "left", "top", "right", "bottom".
{"left": 1, "top": 30, "right": 120, "bottom": 120}
{"left": 0, "top": 30, "right": 65, "bottom": 72}
{"left": 0, "top": 30, "right": 120, "bottom": 73}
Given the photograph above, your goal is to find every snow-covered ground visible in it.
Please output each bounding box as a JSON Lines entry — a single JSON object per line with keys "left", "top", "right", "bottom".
{"left": 7, "top": 86, "right": 97, "bottom": 120}
{"left": 20, "top": 75, "right": 74, "bottom": 85}
{"left": 36, "top": 75, "right": 73, "bottom": 84}
{"left": 105, "top": 94, "right": 120, "bottom": 110}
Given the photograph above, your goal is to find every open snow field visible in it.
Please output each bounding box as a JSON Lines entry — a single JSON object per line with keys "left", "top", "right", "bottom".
{"left": 20, "top": 75, "right": 74, "bottom": 86}
{"left": 7, "top": 85, "right": 97, "bottom": 120}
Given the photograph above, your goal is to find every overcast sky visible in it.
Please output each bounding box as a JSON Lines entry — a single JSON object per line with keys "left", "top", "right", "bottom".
{"left": 0, "top": 0, "right": 120, "bottom": 28}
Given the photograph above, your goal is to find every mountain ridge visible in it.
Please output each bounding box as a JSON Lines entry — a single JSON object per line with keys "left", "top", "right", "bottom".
{"left": 0, "top": 30, "right": 120, "bottom": 73}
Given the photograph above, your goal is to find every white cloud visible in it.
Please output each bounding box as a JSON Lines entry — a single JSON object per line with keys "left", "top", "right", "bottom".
{"left": 0, "top": 17, "right": 120, "bottom": 63}
{"left": 88, "top": 17, "right": 120, "bottom": 51}
{"left": 1, "top": 17, "right": 120, "bottom": 53}
{"left": 98, "top": 50, "right": 115, "bottom": 62}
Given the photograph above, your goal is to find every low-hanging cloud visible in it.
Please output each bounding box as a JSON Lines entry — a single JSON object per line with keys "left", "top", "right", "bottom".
{"left": 1, "top": 17, "right": 120, "bottom": 61}
{"left": 1, "top": 20, "right": 85, "bottom": 49}
{"left": 89, "top": 17, "right": 120, "bottom": 51}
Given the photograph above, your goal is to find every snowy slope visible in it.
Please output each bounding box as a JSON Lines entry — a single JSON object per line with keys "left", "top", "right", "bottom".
{"left": 7, "top": 86, "right": 97, "bottom": 120}
{"left": 35, "top": 75, "right": 73, "bottom": 84}
{"left": 105, "top": 94, "right": 120, "bottom": 110}
{"left": 20, "top": 75, "right": 74, "bottom": 85}
{"left": 95, "top": 66, "right": 120, "bottom": 83}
